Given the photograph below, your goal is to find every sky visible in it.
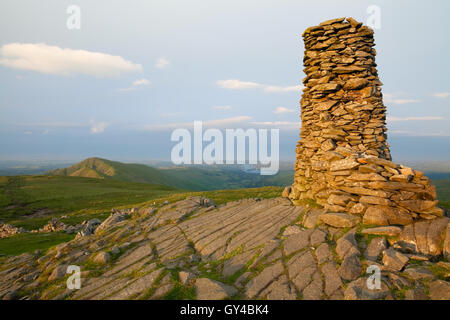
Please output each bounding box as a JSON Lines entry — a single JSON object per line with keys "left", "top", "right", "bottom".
{"left": 0, "top": 0, "right": 449, "bottom": 163}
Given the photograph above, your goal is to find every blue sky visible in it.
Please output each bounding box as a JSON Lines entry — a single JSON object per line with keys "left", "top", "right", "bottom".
{"left": 0, "top": 0, "right": 449, "bottom": 162}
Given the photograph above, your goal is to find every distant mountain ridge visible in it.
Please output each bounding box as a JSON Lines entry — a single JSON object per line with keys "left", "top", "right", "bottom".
{"left": 47, "top": 158, "right": 188, "bottom": 189}
{"left": 46, "top": 157, "right": 294, "bottom": 191}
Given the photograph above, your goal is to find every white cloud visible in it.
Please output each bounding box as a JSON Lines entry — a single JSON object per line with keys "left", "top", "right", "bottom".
{"left": 273, "top": 107, "right": 295, "bottom": 114}
{"left": 217, "top": 79, "right": 303, "bottom": 93}
{"left": 132, "top": 78, "right": 151, "bottom": 86}
{"left": 120, "top": 78, "right": 151, "bottom": 91}
{"left": 217, "top": 79, "right": 262, "bottom": 90}
{"left": 250, "top": 121, "right": 298, "bottom": 129}
{"left": 264, "top": 85, "right": 304, "bottom": 93}
{"left": 144, "top": 116, "right": 251, "bottom": 131}
{"left": 383, "top": 93, "right": 420, "bottom": 105}
{"left": 16, "top": 122, "right": 86, "bottom": 128}
{"left": 143, "top": 116, "right": 302, "bottom": 131}
{"left": 433, "top": 92, "right": 450, "bottom": 99}
{"left": 17, "top": 120, "right": 110, "bottom": 134}
{"left": 206, "top": 116, "right": 252, "bottom": 127}
{"left": 90, "top": 121, "right": 109, "bottom": 134}
{"left": 385, "top": 99, "right": 421, "bottom": 105}
{"left": 0, "top": 43, "right": 142, "bottom": 77}
{"left": 155, "top": 57, "right": 170, "bottom": 69}
{"left": 212, "top": 105, "right": 232, "bottom": 110}
{"left": 390, "top": 130, "right": 450, "bottom": 137}
{"left": 387, "top": 116, "right": 445, "bottom": 122}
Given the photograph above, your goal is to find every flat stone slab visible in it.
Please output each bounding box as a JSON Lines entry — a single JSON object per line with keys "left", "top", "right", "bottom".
{"left": 195, "top": 278, "right": 237, "bottom": 300}
{"left": 365, "top": 237, "right": 387, "bottom": 261}
{"left": 382, "top": 248, "right": 409, "bottom": 271}
{"left": 361, "top": 226, "right": 402, "bottom": 237}
{"left": 246, "top": 261, "right": 284, "bottom": 298}
{"left": 429, "top": 280, "right": 450, "bottom": 300}
{"left": 0, "top": 196, "right": 448, "bottom": 301}
{"left": 319, "top": 213, "right": 360, "bottom": 228}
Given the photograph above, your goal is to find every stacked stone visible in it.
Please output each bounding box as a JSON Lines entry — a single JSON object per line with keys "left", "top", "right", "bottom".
{"left": 287, "top": 17, "right": 444, "bottom": 226}
{"left": 0, "top": 223, "right": 25, "bottom": 238}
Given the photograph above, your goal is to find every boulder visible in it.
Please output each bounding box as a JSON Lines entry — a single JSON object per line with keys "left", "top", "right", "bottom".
{"left": 336, "top": 229, "right": 360, "bottom": 260}
{"left": 0, "top": 223, "right": 25, "bottom": 238}
{"left": 179, "top": 271, "right": 194, "bottom": 285}
{"left": 93, "top": 251, "right": 111, "bottom": 264}
{"left": 382, "top": 248, "right": 409, "bottom": 271}
{"left": 398, "top": 217, "right": 449, "bottom": 256}
{"left": 195, "top": 278, "right": 237, "bottom": 300}
{"left": 365, "top": 237, "right": 387, "bottom": 261}
{"left": 282, "top": 186, "right": 292, "bottom": 198}
{"left": 319, "top": 213, "right": 360, "bottom": 228}
{"left": 444, "top": 224, "right": 450, "bottom": 261}
{"left": 48, "top": 265, "right": 68, "bottom": 281}
{"left": 361, "top": 226, "right": 402, "bottom": 237}
{"left": 76, "top": 218, "right": 102, "bottom": 238}
{"left": 429, "top": 280, "right": 450, "bottom": 300}
{"left": 338, "top": 254, "right": 362, "bottom": 281}
{"left": 363, "top": 205, "right": 413, "bottom": 226}
{"left": 95, "top": 213, "right": 127, "bottom": 234}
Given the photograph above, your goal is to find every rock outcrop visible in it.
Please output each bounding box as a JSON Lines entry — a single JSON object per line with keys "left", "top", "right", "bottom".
{"left": 0, "top": 223, "right": 25, "bottom": 238}
{"left": 0, "top": 197, "right": 449, "bottom": 300}
{"left": 35, "top": 218, "right": 69, "bottom": 233}
{"left": 285, "top": 17, "right": 444, "bottom": 227}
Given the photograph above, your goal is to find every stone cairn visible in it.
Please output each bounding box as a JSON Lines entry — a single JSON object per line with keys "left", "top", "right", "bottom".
{"left": 284, "top": 17, "right": 444, "bottom": 226}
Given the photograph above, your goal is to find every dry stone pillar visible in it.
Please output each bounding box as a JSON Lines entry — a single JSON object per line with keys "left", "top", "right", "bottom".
{"left": 286, "top": 17, "right": 444, "bottom": 226}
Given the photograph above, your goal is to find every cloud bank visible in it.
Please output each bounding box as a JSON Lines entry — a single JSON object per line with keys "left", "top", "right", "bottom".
{"left": 212, "top": 105, "right": 232, "bottom": 110}
{"left": 155, "top": 57, "right": 170, "bottom": 69}
{"left": 0, "top": 43, "right": 142, "bottom": 77}
{"left": 433, "top": 92, "right": 450, "bottom": 99}
{"left": 273, "top": 107, "right": 295, "bottom": 114}
{"left": 387, "top": 116, "right": 445, "bottom": 122}
{"left": 217, "top": 79, "right": 303, "bottom": 93}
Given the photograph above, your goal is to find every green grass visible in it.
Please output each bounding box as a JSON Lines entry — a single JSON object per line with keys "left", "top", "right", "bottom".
{"left": 136, "top": 186, "right": 284, "bottom": 208}
{"left": 0, "top": 167, "right": 448, "bottom": 260}
{"left": 433, "top": 178, "right": 450, "bottom": 209}
{"left": 0, "top": 175, "right": 179, "bottom": 229}
{"left": 428, "top": 264, "right": 450, "bottom": 281}
{"left": 0, "top": 232, "right": 75, "bottom": 256}
{"left": 46, "top": 157, "right": 294, "bottom": 191}
{"left": 0, "top": 174, "right": 283, "bottom": 257}
{"left": 163, "top": 283, "right": 196, "bottom": 300}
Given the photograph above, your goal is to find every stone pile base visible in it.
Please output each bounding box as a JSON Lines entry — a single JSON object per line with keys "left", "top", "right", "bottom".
{"left": 286, "top": 150, "right": 444, "bottom": 226}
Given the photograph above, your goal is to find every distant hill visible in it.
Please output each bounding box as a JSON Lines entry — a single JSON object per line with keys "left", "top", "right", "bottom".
{"left": 46, "top": 157, "right": 294, "bottom": 191}
{"left": 47, "top": 157, "right": 171, "bottom": 185}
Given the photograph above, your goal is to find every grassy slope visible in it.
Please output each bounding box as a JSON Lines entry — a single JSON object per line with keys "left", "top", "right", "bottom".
{"left": 434, "top": 178, "right": 450, "bottom": 209}
{"left": 0, "top": 175, "right": 283, "bottom": 256}
{"left": 48, "top": 158, "right": 171, "bottom": 185}
{"left": 0, "top": 232, "right": 75, "bottom": 256}
{"left": 46, "top": 157, "right": 293, "bottom": 191}
{"left": 0, "top": 175, "right": 179, "bottom": 229}
{"left": 1, "top": 169, "right": 448, "bottom": 257}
